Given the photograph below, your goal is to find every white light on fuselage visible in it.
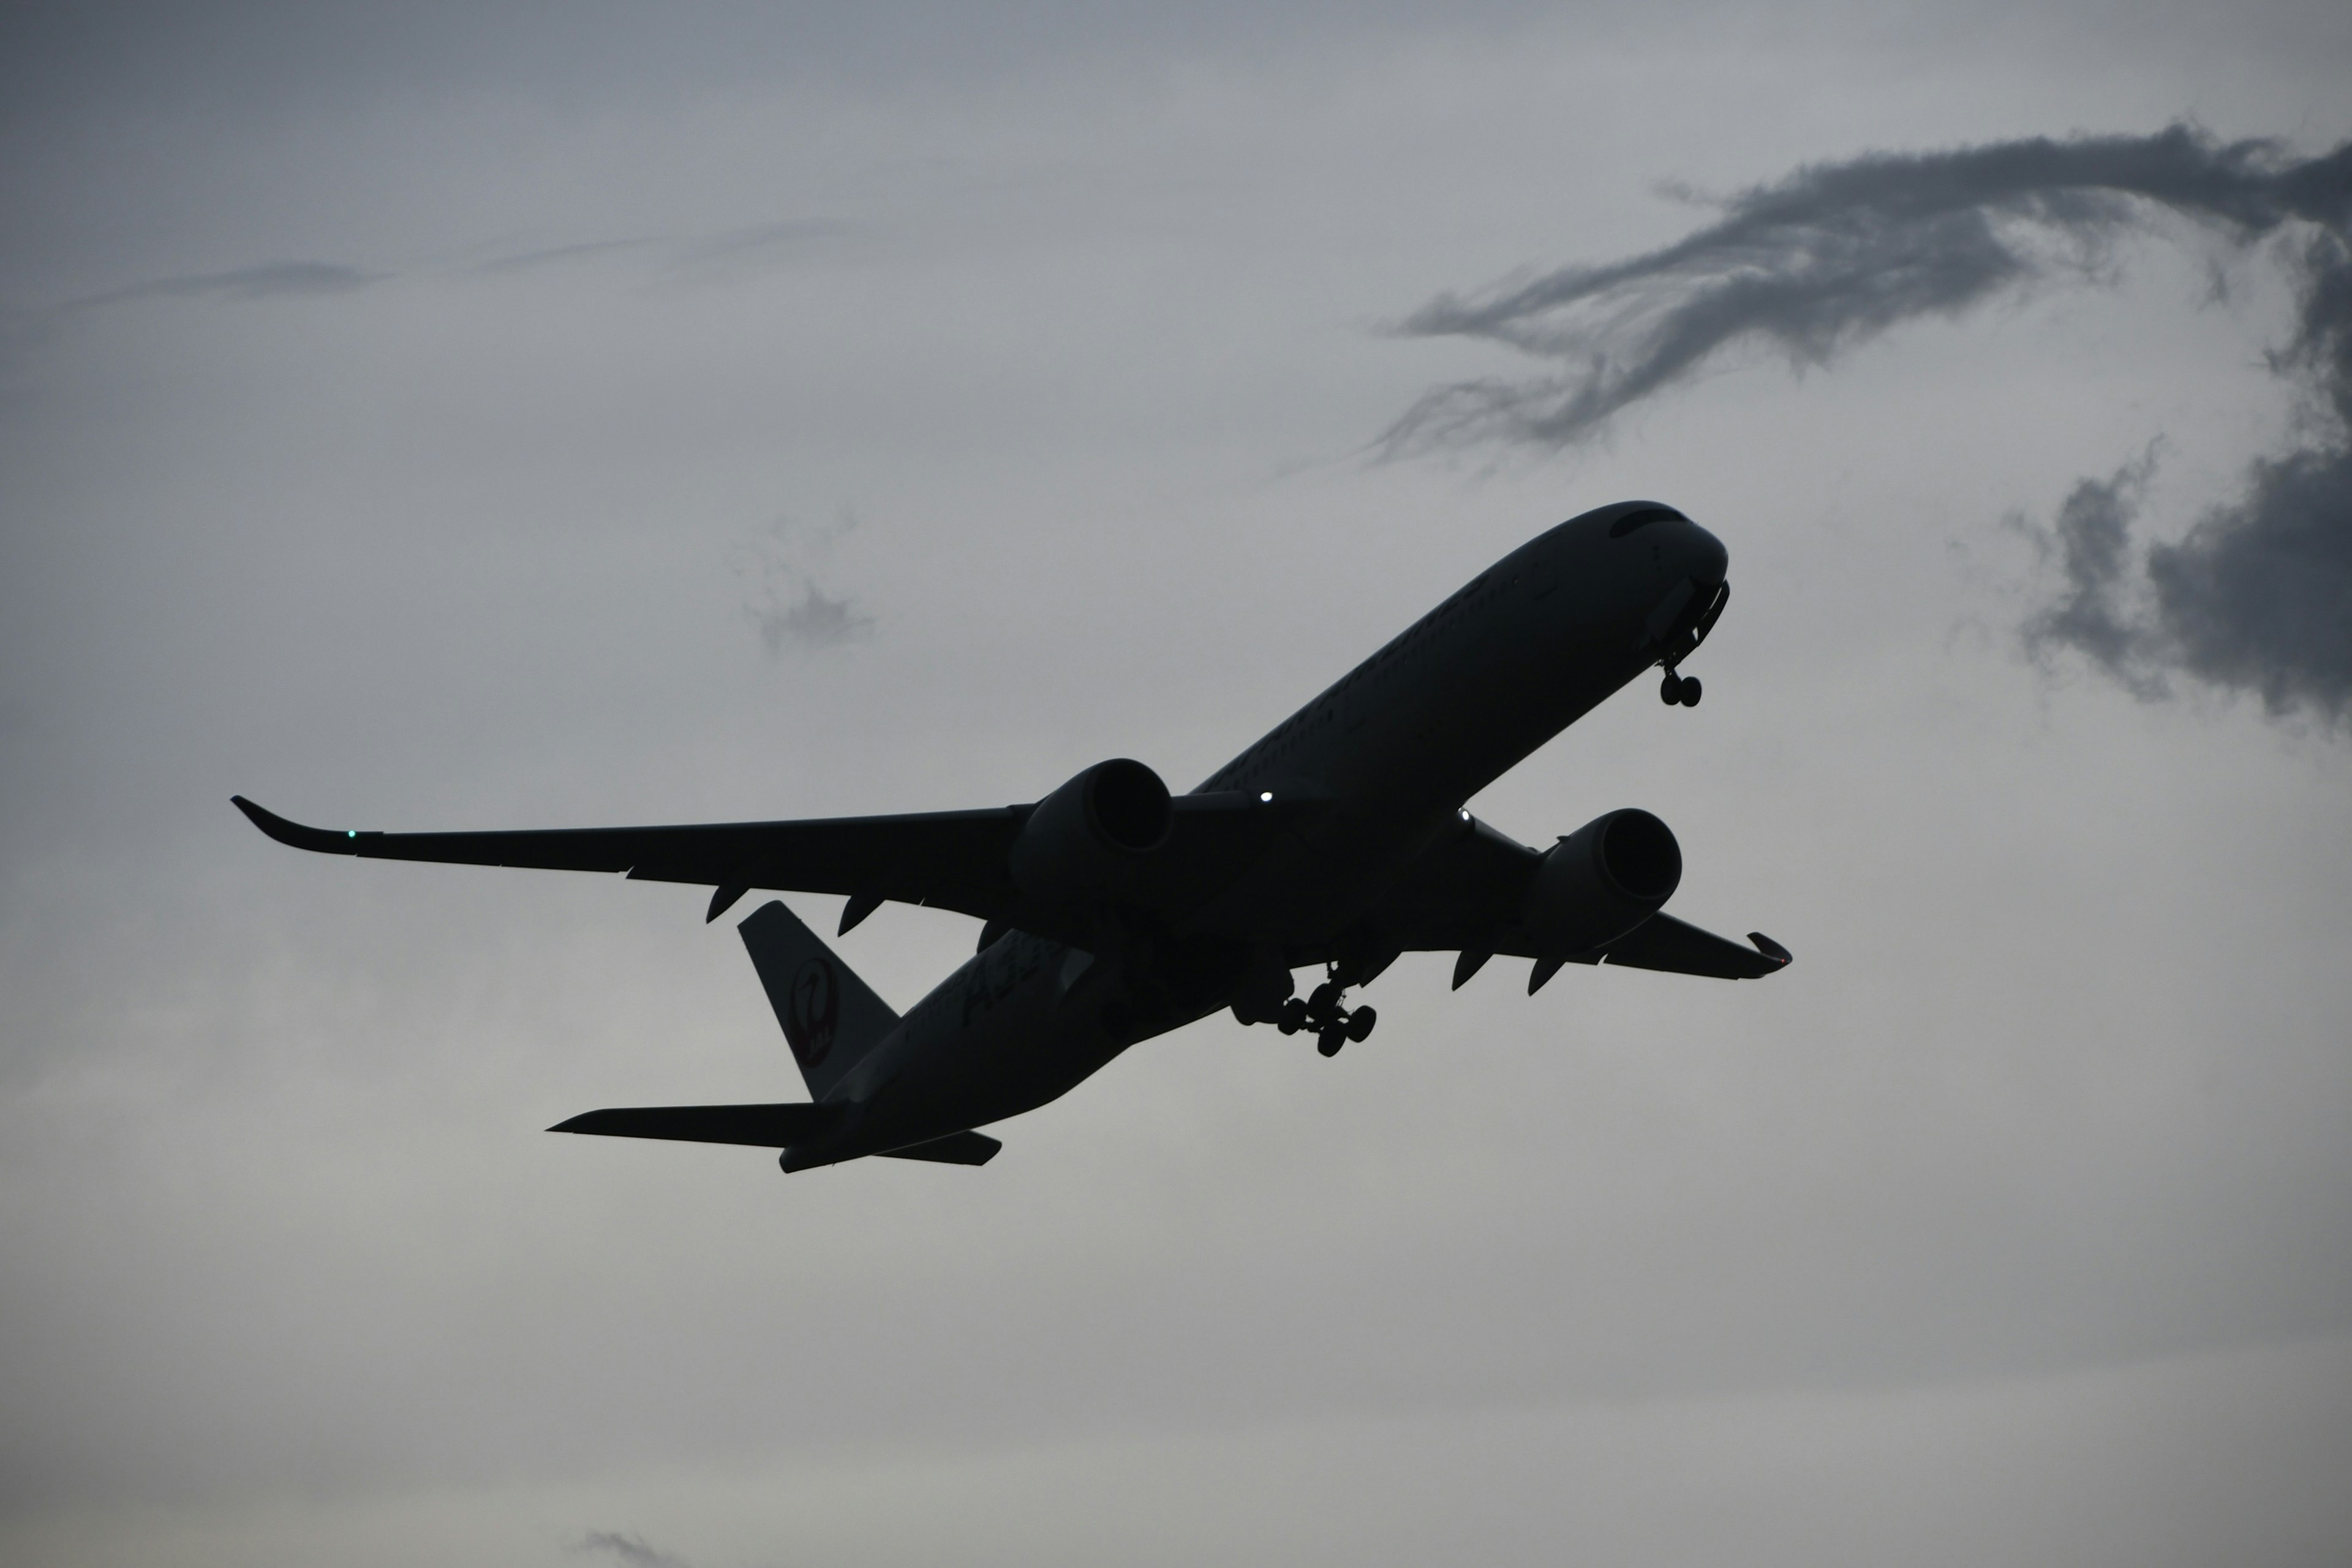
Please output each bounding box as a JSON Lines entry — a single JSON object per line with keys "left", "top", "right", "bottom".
{"left": 1261, "top": 791, "right": 1273, "bottom": 802}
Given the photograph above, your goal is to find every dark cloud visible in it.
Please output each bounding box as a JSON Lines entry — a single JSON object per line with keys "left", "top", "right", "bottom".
{"left": 1389, "top": 124, "right": 2352, "bottom": 724}
{"left": 2019, "top": 453, "right": 2171, "bottom": 701}
{"left": 2024, "top": 435, "right": 2352, "bottom": 726}
{"left": 2136, "top": 230, "right": 2352, "bottom": 722}
{"left": 2024, "top": 187, "right": 2352, "bottom": 722}
{"left": 574, "top": 1529, "right": 690, "bottom": 1568}
{"left": 1383, "top": 125, "right": 2346, "bottom": 450}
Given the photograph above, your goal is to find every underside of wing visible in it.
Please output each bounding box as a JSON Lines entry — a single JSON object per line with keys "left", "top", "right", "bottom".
{"left": 236, "top": 794, "right": 1028, "bottom": 921}
{"left": 1567, "top": 912, "right": 1792, "bottom": 979}
{"left": 1356, "top": 813, "right": 1790, "bottom": 981}
{"left": 233, "top": 788, "right": 1329, "bottom": 940}
{"left": 1350, "top": 813, "right": 1547, "bottom": 953}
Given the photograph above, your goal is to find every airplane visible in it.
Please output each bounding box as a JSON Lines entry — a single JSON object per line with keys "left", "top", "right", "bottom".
{"left": 235, "top": 498, "right": 1787, "bottom": 1172}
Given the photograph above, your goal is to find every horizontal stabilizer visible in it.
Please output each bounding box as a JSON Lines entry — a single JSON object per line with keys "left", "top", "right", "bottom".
{"left": 878, "top": 1131, "right": 1002, "bottom": 1165}
{"left": 549, "top": 1102, "right": 839, "bottom": 1147}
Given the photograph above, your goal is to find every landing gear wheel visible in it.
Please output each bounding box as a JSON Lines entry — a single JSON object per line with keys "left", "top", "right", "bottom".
{"left": 1660, "top": 671, "right": 1684, "bottom": 705}
{"left": 1346, "top": 1006, "right": 1377, "bottom": 1042}
{"left": 1277, "top": 998, "right": 1308, "bottom": 1035}
{"left": 1317, "top": 1027, "right": 1346, "bottom": 1058}
{"left": 1679, "top": 675, "right": 1702, "bottom": 707}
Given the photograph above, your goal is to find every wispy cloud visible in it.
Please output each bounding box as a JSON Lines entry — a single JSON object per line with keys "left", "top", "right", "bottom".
{"left": 0, "top": 262, "right": 389, "bottom": 371}
{"left": 731, "top": 508, "right": 876, "bottom": 654}
{"left": 34, "top": 215, "right": 845, "bottom": 317}
{"left": 467, "top": 219, "right": 848, "bottom": 285}
{"left": 573, "top": 1529, "right": 691, "bottom": 1568}
{"left": 1387, "top": 124, "right": 2352, "bottom": 726}
{"left": 677, "top": 218, "right": 842, "bottom": 265}
{"left": 469, "top": 238, "right": 660, "bottom": 274}
{"left": 61, "top": 261, "right": 387, "bottom": 311}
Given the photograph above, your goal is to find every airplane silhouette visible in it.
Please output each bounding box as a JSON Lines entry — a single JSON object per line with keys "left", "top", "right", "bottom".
{"left": 236, "top": 499, "right": 1787, "bottom": 1170}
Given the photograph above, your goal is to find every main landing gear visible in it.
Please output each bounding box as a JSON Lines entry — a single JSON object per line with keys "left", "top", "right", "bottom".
{"left": 1660, "top": 668, "right": 1703, "bottom": 707}
{"left": 1276, "top": 971, "right": 1376, "bottom": 1057}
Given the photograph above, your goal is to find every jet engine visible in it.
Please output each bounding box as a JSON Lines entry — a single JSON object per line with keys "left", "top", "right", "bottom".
{"left": 1008, "top": 758, "right": 1175, "bottom": 902}
{"left": 1521, "top": 808, "right": 1682, "bottom": 954}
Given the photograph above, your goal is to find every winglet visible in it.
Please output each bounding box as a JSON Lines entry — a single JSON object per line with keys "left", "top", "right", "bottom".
{"left": 1747, "top": 932, "right": 1792, "bottom": 968}
{"left": 232, "top": 796, "right": 360, "bottom": 855}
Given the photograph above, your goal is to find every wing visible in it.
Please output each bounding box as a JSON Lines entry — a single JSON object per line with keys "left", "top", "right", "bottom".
{"left": 1359, "top": 813, "right": 1791, "bottom": 980}
{"left": 1569, "top": 913, "right": 1791, "bottom": 979}
{"left": 1353, "top": 813, "right": 1547, "bottom": 952}
{"left": 235, "top": 794, "right": 1027, "bottom": 921}
{"left": 233, "top": 790, "right": 1327, "bottom": 937}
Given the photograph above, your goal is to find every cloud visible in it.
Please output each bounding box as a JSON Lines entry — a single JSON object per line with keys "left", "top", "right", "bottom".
{"left": 2020, "top": 439, "right": 2352, "bottom": 727}
{"left": 1383, "top": 124, "right": 2345, "bottom": 450}
{"left": 0, "top": 262, "right": 388, "bottom": 374}
{"left": 573, "top": 1529, "right": 691, "bottom": 1568}
{"left": 1387, "top": 123, "right": 2352, "bottom": 725}
{"left": 2019, "top": 452, "right": 2171, "bottom": 701}
{"left": 42, "top": 219, "right": 842, "bottom": 314}
{"left": 2023, "top": 191, "right": 2351, "bottom": 723}
{"left": 61, "top": 261, "right": 386, "bottom": 310}
{"left": 677, "top": 219, "right": 843, "bottom": 265}
{"left": 752, "top": 578, "right": 878, "bottom": 652}
{"left": 470, "top": 238, "right": 660, "bottom": 274}
{"left": 732, "top": 510, "right": 877, "bottom": 654}
{"left": 464, "top": 221, "right": 845, "bottom": 285}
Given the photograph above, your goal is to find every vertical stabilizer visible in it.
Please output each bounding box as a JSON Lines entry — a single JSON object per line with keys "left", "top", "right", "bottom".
{"left": 739, "top": 900, "right": 900, "bottom": 1101}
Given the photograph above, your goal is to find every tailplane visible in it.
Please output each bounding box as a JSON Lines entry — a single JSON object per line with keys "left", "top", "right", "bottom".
{"left": 738, "top": 899, "right": 900, "bottom": 1100}
{"left": 549, "top": 1102, "right": 838, "bottom": 1145}
{"left": 880, "top": 1130, "right": 1001, "bottom": 1165}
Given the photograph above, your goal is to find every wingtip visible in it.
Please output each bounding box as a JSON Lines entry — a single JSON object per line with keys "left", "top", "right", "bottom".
{"left": 232, "top": 796, "right": 358, "bottom": 854}
{"left": 1747, "top": 932, "right": 1793, "bottom": 968}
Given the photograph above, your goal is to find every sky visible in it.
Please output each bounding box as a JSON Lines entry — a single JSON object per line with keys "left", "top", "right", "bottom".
{"left": 2, "top": 4, "right": 2349, "bottom": 1565}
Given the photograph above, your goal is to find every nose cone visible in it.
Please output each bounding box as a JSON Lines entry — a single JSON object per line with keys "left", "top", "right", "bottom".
{"left": 1580, "top": 499, "right": 1727, "bottom": 589}
{"left": 1670, "top": 516, "right": 1729, "bottom": 589}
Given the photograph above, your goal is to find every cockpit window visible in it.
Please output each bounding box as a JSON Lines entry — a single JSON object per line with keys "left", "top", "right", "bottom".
{"left": 1608, "top": 505, "right": 1685, "bottom": 538}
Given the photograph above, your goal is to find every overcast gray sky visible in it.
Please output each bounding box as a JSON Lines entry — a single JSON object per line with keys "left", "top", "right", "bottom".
{"left": 3, "top": 4, "right": 2350, "bottom": 1566}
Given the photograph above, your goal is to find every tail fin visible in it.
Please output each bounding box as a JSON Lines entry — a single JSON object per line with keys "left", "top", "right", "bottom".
{"left": 739, "top": 900, "right": 900, "bottom": 1100}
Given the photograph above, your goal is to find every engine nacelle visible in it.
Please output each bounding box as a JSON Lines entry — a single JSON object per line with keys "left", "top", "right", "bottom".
{"left": 1008, "top": 758, "right": 1174, "bottom": 903}
{"left": 1522, "top": 808, "right": 1682, "bottom": 954}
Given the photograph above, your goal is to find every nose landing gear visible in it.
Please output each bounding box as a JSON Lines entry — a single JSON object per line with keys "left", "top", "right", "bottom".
{"left": 1275, "top": 972, "right": 1378, "bottom": 1057}
{"left": 1655, "top": 578, "right": 1726, "bottom": 709}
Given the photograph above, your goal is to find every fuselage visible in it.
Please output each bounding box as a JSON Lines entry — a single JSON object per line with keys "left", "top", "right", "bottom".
{"left": 788, "top": 501, "right": 1730, "bottom": 1168}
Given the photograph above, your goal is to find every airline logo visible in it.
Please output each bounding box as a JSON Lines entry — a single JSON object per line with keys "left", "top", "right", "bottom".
{"left": 786, "top": 956, "right": 839, "bottom": 1069}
